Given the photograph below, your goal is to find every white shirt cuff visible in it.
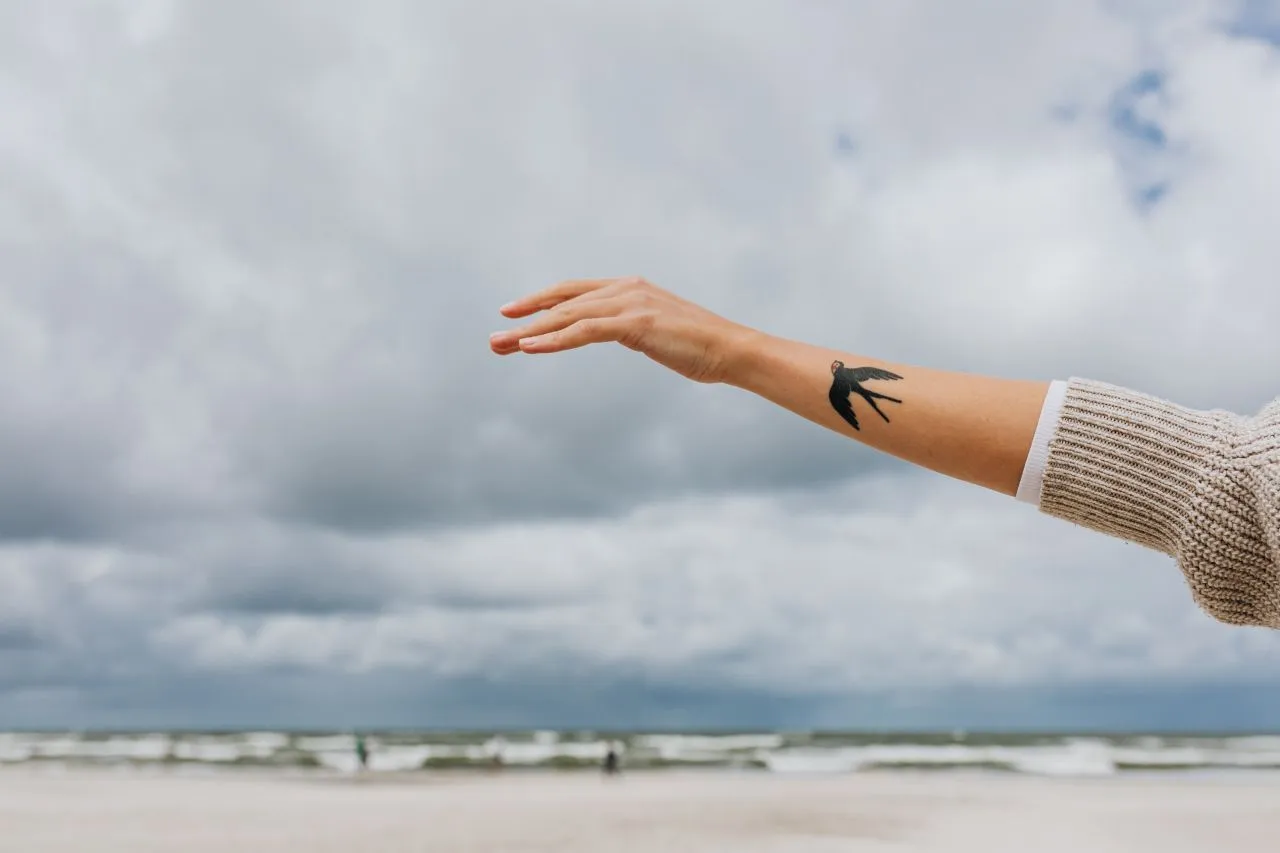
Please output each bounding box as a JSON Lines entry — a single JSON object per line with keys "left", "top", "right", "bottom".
{"left": 1015, "top": 379, "right": 1068, "bottom": 507}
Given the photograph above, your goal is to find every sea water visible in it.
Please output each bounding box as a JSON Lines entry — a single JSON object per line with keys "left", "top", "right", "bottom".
{"left": 4, "top": 730, "right": 1280, "bottom": 779}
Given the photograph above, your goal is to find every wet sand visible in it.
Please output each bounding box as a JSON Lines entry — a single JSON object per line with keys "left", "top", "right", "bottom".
{"left": 1, "top": 768, "right": 1277, "bottom": 851}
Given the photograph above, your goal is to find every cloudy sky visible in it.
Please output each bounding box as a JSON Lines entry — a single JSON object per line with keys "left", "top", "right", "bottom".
{"left": 1, "top": 0, "right": 1279, "bottom": 731}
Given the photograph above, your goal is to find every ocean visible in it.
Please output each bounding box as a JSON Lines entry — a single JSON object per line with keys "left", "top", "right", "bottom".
{"left": 4, "top": 730, "right": 1280, "bottom": 778}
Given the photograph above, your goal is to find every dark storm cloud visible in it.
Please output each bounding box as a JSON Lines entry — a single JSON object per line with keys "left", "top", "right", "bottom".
{"left": 243, "top": 365, "right": 906, "bottom": 532}
{"left": 0, "top": 643, "right": 108, "bottom": 693}
{"left": 8, "top": 667, "right": 1280, "bottom": 732}
{"left": 0, "top": 668, "right": 841, "bottom": 731}
{"left": 195, "top": 570, "right": 394, "bottom": 618}
{"left": 0, "top": 424, "right": 123, "bottom": 541}
{"left": 0, "top": 625, "right": 45, "bottom": 652}
{"left": 156, "top": 516, "right": 598, "bottom": 620}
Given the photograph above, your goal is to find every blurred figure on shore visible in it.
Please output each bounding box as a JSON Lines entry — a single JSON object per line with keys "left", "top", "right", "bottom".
{"left": 354, "top": 733, "right": 369, "bottom": 773}
{"left": 603, "top": 742, "right": 620, "bottom": 777}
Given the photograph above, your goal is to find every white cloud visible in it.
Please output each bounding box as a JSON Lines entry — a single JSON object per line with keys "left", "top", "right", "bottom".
{"left": 142, "top": 477, "right": 1280, "bottom": 691}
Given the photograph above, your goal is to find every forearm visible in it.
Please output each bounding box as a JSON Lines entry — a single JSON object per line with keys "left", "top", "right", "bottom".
{"left": 723, "top": 330, "right": 1050, "bottom": 496}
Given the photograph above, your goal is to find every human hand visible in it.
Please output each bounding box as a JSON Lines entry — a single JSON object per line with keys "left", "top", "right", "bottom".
{"left": 489, "top": 277, "right": 756, "bottom": 384}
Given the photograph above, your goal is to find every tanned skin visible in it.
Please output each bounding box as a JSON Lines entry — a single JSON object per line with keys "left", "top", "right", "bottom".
{"left": 490, "top": 277, "right": 1048, "bottom": 497}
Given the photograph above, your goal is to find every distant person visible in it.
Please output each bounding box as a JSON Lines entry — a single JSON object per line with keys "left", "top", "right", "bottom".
{"left": 491, "top": 277, "right": 1280, "bottom": 628}
{"left": 603, "top": 743, "right": 621, "bottom": 777}
{"left": 355, "top": 733, "right": 369, "bottom": 772}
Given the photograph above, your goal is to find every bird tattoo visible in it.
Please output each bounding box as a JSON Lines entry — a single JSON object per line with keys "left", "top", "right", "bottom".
{"left": 828, "top": 361, "right": 904, "bottom": 431}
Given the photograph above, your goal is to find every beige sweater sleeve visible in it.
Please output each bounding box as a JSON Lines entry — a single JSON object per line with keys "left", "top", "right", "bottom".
{"left": 1040, "top": 379, "right": 1280, "bottom": 627}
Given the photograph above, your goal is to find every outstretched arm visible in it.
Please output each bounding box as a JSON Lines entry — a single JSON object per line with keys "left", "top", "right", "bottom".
{"left": 491, "top": 277, "right": 1280, "bottom": 629}
{"left": 489, "top": 277, "right": 1048, "bottom": 496}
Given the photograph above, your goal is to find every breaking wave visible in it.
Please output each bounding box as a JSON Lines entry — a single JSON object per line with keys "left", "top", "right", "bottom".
{"left": 3, "top": 730, "right": 1280, "bottom": 778}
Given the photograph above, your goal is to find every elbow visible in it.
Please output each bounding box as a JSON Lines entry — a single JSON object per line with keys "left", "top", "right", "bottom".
{"left": 1190, "top": 594, "right": 1280, "bottom": 629}
{"left": 1191, "top": 593, "right": 1279, "bottom": 629}
{"left": 1176, "top": 506, "right": 1280, "bottom": 629}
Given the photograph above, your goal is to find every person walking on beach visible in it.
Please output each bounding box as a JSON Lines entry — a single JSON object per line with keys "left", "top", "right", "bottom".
{"left": 354, "top": 733, "right": 369, "bottom": 773}
{"left": 603, "top": 742, "right": 621, "bottom": 777}
{"left": 490, "top": 278, "right": 1279, "bottom": 628}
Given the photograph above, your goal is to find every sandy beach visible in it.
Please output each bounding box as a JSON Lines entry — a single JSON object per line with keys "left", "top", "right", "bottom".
{"left": 2, "top": 769, "right": 1277, "bottom": 852}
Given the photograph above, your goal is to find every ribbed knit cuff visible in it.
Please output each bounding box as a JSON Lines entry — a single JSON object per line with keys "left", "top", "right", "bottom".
{"left": 1039, "top": 378, "right": 1229, "bottom": 555}
{"left": 1016, "top": 380, "right": 1067, "bottom": 506}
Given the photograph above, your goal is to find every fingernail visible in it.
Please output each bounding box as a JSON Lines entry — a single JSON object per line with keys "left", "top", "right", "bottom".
{"left": 489, "top": 331, "right": 504, "bottom": 341}
{"left": 500, "top": 302, "right": 517, "bottom": 312}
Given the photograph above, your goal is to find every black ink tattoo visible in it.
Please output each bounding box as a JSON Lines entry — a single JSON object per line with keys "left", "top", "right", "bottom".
{"left": 828, "top": 361, "right": 903, "bottom": 431}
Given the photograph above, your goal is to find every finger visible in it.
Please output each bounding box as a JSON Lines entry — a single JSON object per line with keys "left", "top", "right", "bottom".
{"left": 499, "top": 278, "right": 619, "bottom": 319}
{"left": 490, "top": 333, "right": 523, "bottom": 355}
{"left": 491, "top": 295, "right": 626, "bottom": 351}
{"left": 518, "top": 317, "right": 633, "bottom": 353}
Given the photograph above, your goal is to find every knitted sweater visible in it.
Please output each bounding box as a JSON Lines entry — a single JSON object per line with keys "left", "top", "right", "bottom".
{"left": 1036, "top": 379, "right": 1280, "bottom": 627}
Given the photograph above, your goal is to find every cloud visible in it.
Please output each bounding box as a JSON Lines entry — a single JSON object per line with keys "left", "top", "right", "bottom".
{"left": 142, "top": 477, "right": 1280, "bottom": 688}
{"left": 0, "top": 0, "right": 1278, "bottom": 727}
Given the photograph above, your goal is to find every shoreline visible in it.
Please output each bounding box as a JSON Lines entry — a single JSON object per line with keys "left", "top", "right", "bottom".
{"left": 4, "top": 769, "right": 1280, "bottom": 851}
{"left": 5, "top": 760, "right": 1280, "bottom": 780}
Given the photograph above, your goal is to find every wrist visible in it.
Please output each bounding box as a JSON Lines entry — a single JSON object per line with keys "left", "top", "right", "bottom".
{"left": 716, "top": 324, "right": 771, "bottom": 388}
